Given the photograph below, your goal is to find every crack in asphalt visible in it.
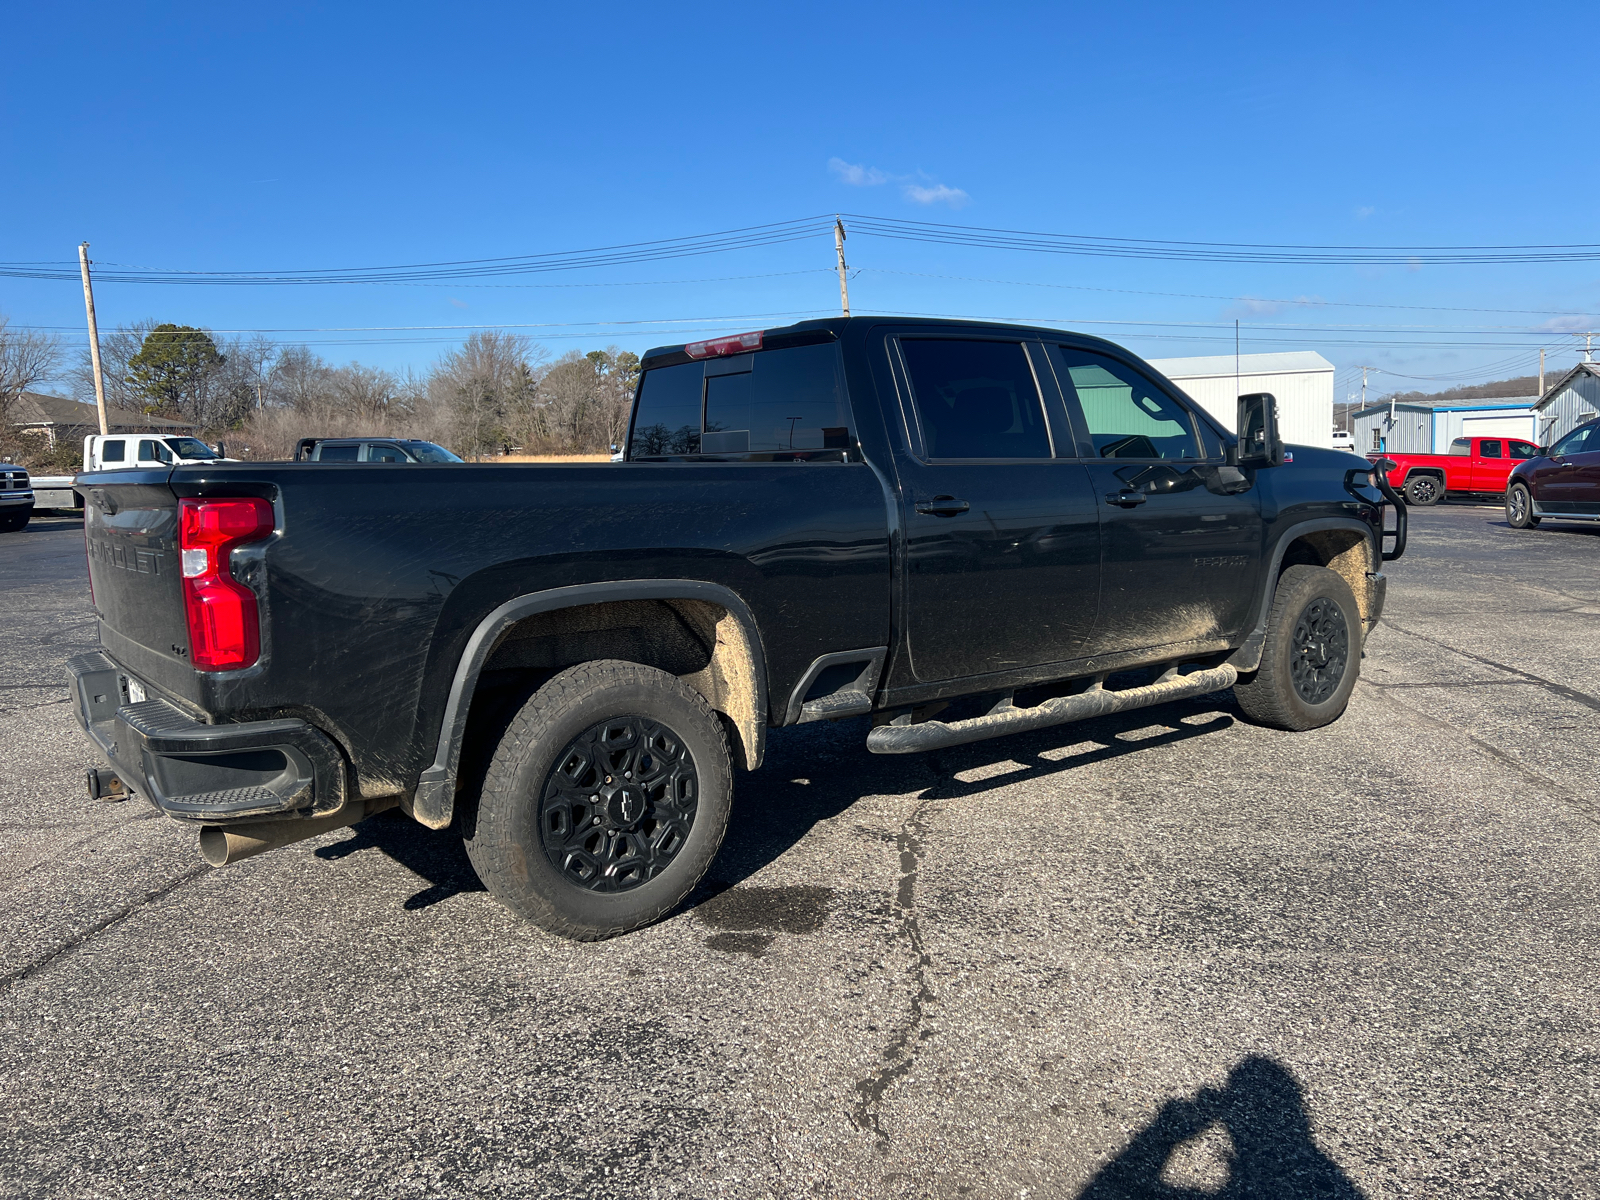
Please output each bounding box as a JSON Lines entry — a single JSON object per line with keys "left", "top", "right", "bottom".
{"left": 0, "top": 864, "right": 210, "bottom": 994}
{"left": 1359, "top": 682, "right": 1599, "bottom": 825}
{"left": 1382, "top": 621, "right": 1600, "bottom": 715}
{"left": 850, "top": 791, "right": 937, "bottom": 1145}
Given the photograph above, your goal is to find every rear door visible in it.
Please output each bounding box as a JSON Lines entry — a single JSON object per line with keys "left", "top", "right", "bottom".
{"left": 1043, "top": 343, "right": 1264, "bottom": 657}
{"left": 883, "top": 333, "right": 1101, "bottom": 683}
{"left": 1471, "top": 439, "right": 1505, "bottom": 491}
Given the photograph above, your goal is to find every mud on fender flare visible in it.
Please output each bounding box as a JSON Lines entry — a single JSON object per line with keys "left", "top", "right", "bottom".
{"left": 411, "top": 579, "right": 768, "bottom": 830}
{"left": 1228, "top": 517, "right": 1381, "bottom": 675}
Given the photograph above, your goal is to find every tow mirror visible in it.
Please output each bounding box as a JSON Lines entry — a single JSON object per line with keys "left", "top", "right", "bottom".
{"left": 214, "top": 441, "right": 227, "bottom": 458}
{"left": 1235, "top": 392, "right": 1285, "bottom": 468}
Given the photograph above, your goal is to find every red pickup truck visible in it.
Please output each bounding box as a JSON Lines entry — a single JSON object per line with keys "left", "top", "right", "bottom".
{"left": 1370, "top": 435, "right": 1541, "bottom": 506}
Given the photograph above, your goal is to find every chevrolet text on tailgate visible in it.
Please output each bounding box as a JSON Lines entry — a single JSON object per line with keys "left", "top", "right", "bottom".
{"left": 70, "top": 318, "right": 1406, "bottom": 940}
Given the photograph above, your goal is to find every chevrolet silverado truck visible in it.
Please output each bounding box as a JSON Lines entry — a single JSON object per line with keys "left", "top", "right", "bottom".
{"left": 1372, "top": 435, "right": 1540, "bottom": 506}
{"left": 68, "top": 317, "right": 1405, "bottom": 939}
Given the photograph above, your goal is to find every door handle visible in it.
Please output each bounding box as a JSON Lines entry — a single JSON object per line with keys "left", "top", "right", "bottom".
{"left": 1105, "top": 491, "right": 1147, "bottom": 507}
{"left": 915, "top": 496, "right": 970, "bottom": 517}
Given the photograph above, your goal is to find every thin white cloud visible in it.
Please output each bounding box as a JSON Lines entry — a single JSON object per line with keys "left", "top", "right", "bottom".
{"left": 903, "top": 182, "right": 970, "bottom": 209}
{"left": 448, "top": 297, "right": 469, "bottom": 309}
{"left": 829, "top": 157, "right": 889, "bottom": 187}
{"left": 829, "top": 158, "right": 970, "bottom": 207}
{"left": 1354, "top": 206, "right": 1376, "bottom": 219}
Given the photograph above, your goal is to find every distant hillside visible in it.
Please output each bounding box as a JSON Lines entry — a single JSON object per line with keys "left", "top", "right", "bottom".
{"left": 1383, "top": 375, "right": 1542, "bottom": 404}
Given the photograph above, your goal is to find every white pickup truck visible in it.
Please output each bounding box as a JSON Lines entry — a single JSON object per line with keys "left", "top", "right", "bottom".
{"left": 31, "top": 434, "right": 234, "bottom": 512}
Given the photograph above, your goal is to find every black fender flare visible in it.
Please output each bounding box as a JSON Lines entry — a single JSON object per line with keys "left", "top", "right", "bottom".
{"left": 1228, "top": 517, "right": 1380, "bottom": 674}
{"left": 411, "top": 579, "right": 768, "bottom": 829}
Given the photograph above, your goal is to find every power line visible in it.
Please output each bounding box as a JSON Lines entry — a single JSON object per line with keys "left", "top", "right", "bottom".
{"left": 843, "top": 214, "right": 1600, "bottom": 266}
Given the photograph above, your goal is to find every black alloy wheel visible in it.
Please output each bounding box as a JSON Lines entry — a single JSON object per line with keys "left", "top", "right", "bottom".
{"left": 538, "top": 715, "right": 698, "bottom": 893}
{"left": 465, "top": 659, "right": 733, "bottom": 940}
{"left": 1289, "top": 596, "right": 1349, "bottom": 705}
{"left": 1506, "top": 484, "right": 1540, "bottom": 529}
{"left": 1404, "top": 474, "right": 1444, "bottom": 506}
{"left": 1234, "top": 564, "right": 1362, "bottom": 732}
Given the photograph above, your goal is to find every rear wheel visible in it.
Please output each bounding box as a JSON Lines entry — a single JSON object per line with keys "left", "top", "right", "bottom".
{"left": 464, "top": 659, "right": 732, "bottom": 940}
{"left": 1506, "top": 483, "right": 1540, "bottom": 529}
{"left": 0, "top": 509, "right": 30, "bottom": 532}
{"left": 1403, "top": 474, "right": 1445, "bottom": 506}
{"left": 1235, "top": 565, "right": 1361, "bottom": 732}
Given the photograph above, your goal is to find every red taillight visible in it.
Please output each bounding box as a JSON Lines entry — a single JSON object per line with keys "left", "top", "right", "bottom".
{"left": 178, "top": 498, "right": 274, "bottom": 671}
{"left": 684, "top": 330, "right": 762, "bottom": 359}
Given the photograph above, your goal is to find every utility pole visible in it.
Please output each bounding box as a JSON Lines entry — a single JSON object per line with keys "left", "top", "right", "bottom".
{"left": 77, "top": 242, "right": 109, "bottom": 436}
{"left": 1586, "top": 333, "right": 1594, "bottom": 364}
{"left": 834, "top": 218, "right": 850, "bottom": 317}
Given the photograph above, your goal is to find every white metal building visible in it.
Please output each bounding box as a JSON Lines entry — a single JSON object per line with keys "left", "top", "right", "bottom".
{"left": 1147, "top": 351, "right": 1335, "bottom": 448}
{"left": 1533, "top": 363, "right": 1600, "bottom": 444}
{"left": 1350, "top": 399, "right": 1537, "bottom": 455}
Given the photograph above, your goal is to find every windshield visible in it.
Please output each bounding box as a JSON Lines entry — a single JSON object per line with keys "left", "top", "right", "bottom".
{"left": 407, "top": 442, "right": 463, "bottom": 463}
{"left": 164, "top": 437, "right": 221, "bottom": 460}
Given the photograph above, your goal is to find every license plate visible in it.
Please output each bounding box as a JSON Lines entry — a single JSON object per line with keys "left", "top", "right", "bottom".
{"left": 125, "top": 676, "right": 147, "bottom": 703}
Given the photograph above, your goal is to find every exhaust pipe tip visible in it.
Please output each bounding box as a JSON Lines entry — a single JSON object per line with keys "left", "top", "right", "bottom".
{"left": 198, "top": 797, "right": 398, "bottom": 868}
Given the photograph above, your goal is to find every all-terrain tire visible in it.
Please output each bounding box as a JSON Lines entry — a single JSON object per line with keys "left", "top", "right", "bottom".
{"left": 1234, "top": 565, "right": 1362, "bottom": 732}
{"left": 464, "top": 659, "right": 732, "bottom": 940}
{"left": 1505, "top": 483, "right": 1540, "bottom": 529}
{"left": 0, "top": 510, "right": 29, "bottom": 532}
{"left": 1403, "top": 474, "right": 1444, "bottom": 506}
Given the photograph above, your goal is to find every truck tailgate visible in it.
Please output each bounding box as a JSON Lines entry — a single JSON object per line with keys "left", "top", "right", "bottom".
{"left": 82, "top": 474, "right": 193, "bottom": 692}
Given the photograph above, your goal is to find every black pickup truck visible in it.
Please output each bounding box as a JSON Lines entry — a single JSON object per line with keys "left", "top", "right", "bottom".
{"left": 69, "top": 317, "right": 1404, "bottom": 939}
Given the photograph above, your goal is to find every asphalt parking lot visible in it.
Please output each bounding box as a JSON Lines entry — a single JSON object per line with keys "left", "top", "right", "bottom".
{"left": 2, "top": 504, "right": 1597, "bottom": 1199}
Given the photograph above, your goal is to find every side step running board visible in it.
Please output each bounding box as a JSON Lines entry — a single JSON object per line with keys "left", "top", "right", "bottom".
{"left": 865, "top": 664, "right": 1239, "bottom": 755}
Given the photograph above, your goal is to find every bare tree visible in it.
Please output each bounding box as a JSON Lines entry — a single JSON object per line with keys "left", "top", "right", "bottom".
{"left": 0, "top": 313, "right": 65, "bottom": 444}
{"left": 70, "top": 319, "right": 156, "bottom": 414}
{"left": 430, "top": 331, "right": 547, "bottom": 459}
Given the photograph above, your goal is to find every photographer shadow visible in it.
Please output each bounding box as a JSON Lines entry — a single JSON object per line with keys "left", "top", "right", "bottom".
{"left": 1077, "top": 1055, "right": 1365, "bottom": 1199}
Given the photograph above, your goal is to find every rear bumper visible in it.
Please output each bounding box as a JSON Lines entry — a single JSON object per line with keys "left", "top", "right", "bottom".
{"left": 32, "top": 486, "right": 78, "bottom": 509}
{"left": 67, "top": 649, "right": 348, "bottom": 823}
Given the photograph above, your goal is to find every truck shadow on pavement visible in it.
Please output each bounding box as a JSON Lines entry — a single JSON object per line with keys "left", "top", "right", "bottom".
{"left": 315, "top": 810, "right": 487, "bottom": 910}
{"left": 702, "top": 698, "right": 1236, "bottom": 893}
{"left": 311, "top": 697, "right": 1235, "bottom": 915}
{"left": 1075, "top": 1055, "right": 1365, "bottom": 1199}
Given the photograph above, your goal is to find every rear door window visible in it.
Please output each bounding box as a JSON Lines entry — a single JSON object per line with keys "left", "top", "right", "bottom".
{"left": 1050, "top": 347, "right": 1200, "bottom": 460}
{"left": 898, "top": 339, "right": 1051, "bottom": 460}
{"left": 100, "top": 440, "right": 126, "bottom": 463}
{"left": 316, "top": 444, "right": 360, "bottom": 462}
{"left": 1479, "top": 439, "right": 1502, "bottom": 458}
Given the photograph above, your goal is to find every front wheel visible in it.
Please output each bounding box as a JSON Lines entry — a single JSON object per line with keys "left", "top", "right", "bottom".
{"left": 0, "top": 510, "right": 30, "bottom": 532}
{"left": 1234, "top": 565, "right": 1362, "bottom": 732}
{"left": 1403, "top": 474, "right": 1445, "bottom": 506}
{"left": 465, "top": 659, "right": 732, "bottom": 940}
{"left": 1506, "top": 483, "right": 1540, "bottom": 529}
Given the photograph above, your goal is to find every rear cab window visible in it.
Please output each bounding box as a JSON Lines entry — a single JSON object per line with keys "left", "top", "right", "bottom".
{"left": 628, "top": 339, "right": 851, "bottom": 462}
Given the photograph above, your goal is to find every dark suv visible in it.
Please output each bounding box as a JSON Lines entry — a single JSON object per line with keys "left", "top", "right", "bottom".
{"left": 1506, "top": 419, "right": 1600, "bottom": 528}
{"left": 294, "top": 438, "right": 463, "bottom": 463}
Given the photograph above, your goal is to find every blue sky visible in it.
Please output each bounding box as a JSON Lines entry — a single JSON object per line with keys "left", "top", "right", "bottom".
{"left": 4, "top": 0, "right": 1597, "bottom": 403}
